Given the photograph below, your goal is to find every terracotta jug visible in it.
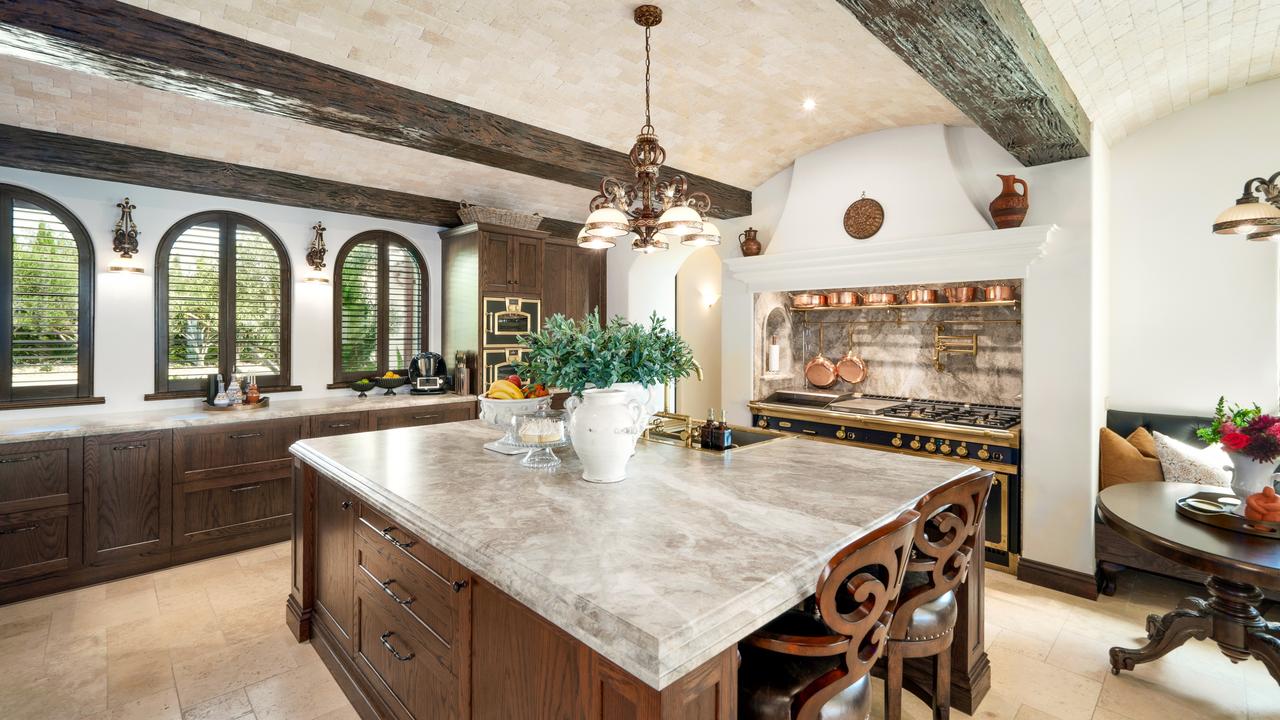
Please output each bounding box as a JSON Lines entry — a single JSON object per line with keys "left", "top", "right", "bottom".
{"left": 989, "top": 174, "right": 1029, "bottom": 229}
{"left": 738, "top": 227, "right": 762, "bottom": 256}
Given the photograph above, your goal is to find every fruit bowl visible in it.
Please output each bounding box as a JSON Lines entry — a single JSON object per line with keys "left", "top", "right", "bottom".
{"left": 350, "top": 379, "right": 375, "bottom": 397}
{"left": 479, "top": 395, "right": 552, "bottom": 447}
{"left": 373, "top": 376, "right": 406, "bottom": 395}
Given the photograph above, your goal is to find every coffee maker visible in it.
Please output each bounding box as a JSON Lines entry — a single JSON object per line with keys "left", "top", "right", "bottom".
{"left": 408, "top": 352, "right": 448, "bottom": 394}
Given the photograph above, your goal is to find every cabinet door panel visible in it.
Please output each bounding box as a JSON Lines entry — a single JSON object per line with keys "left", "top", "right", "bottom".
{"left": 309, "top": 412, "right": 369, "bottom": 438}
{"left": 84, "top": 431, "right": 172, "bottom": 565}
{"left": 369, "top": 402, "right": 476, "bottom": 431}
{"left": 0, "top": 439, "right": 81, "bottom": 514}
{"left": 541, "top": 242, "right": 570, "bottom": 321}
{"left": 480, "top": 233, "right": 513, "bottom": 293}
{"left": 355, "top": 587, "right": 460, "bottom": 720}
{"left": 316, "top": 476, "right": 355, "bottom": 654}
{"left": 174, "top": 418, "right": 303, "bottom": 478}
{"left": 173, "top": 474, "right": 292, "bottom": 546}
{"left": 511, "top": 237, "right": 543, "bottom": 295}
{"left": 0, "top": 505, "right": 80, "bottom": 584}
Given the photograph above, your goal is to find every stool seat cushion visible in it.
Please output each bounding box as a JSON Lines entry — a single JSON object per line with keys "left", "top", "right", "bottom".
{"left": 739, "top": 642, "right": 870, "bottom": 720}
{"left": 899, "top": 572, "right": 958, "bottom": 642}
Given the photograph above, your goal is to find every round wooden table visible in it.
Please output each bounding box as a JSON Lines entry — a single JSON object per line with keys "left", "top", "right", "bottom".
{"left": 1097, "top": 482, "right": 1280, "bottom": 683}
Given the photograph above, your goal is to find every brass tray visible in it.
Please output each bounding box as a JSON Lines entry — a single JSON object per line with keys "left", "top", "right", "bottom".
{"left": 203, "top": 397, "right": 270, "bottom": 412}
{"left": 1175, "top": 490, "right": 1280, "bottom": 539}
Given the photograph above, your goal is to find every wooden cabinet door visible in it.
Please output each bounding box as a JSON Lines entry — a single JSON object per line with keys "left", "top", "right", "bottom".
{"left": 316, "top": 476, "right": 356, "bottom": 654}
{"left": 84, "top": 431, "right": 172, "bottom": 566}
{"left": 569, "top": 246, "right": 606, "bottom": 321}
{"left": 369, "top": 402, "right": 477, "bottom": 431}
{"left": 0, "top": 439, "right": 82, "bottom": 514}
{"left": 0, "top": 505, "right": 81, "bottom": 585}
{"left": 480, "top": 233, "right": 513, "bottom": 293}
{"left": 541, "top": 242, "right": 571, "bottom": 320}
{"left": 308, "top": 412, "right": 369, "bottom": 439}
{"left": 510, "top": 236, "right": 543, "bottom": 295}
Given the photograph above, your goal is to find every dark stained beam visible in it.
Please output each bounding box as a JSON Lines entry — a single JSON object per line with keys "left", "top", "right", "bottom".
{"left": 836, "top": 0, "right": 1090, "bottom": 165}
{"left": 0, "top": 124, "right": 584, "bottom": 235}
{"left": 0, "top": 0, "right": 751, "bottom": 218}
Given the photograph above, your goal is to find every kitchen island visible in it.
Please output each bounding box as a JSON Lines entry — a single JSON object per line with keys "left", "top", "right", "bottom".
{"left": 287, "top": 420, "right": 990, "bottom": 719}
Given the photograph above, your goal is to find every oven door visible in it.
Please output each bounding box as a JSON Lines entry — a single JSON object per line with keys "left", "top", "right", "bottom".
{"left": 482, "top": 347, "right": 528, "bottom": 388}
{"left": 484, "top": 297, "right": 541, "bottom": 346}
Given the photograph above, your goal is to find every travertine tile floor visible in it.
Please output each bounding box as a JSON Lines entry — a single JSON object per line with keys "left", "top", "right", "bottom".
{"left": 0, "top": 543, "right": 1275, "bottom": 719}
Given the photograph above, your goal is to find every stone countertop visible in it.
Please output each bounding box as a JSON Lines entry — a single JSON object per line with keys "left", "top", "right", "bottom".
{"left": 0, "top": 393, "right": 478, "bottom": 443}
{"left": 290, "top": 420, "right": 969, "bottom": 690}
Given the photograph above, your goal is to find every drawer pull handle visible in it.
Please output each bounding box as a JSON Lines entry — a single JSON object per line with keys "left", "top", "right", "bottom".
{"left": 0, "top": 524, "right": 38, "bottom": 535}
{"left": 378, "top": 578, "right": 415, "bottom": 606}
{"left": 113, "top": 444, "right": 147, "bottom": 451}
{"left": 0, "top": 455, "right": 38, "bottom": 464}
{"left": 412, "top": 414, "right": 439, "bottom": 420}
{"left": 452, "top": 579, "right": 468, "bottom": 593}
{"left": 379, "top": 631, "right": 414, "bottom": 662}
{"left": 230, "top": 484, "right": 263, "bottom": 493}
{"left": 229, "top": 432, "right": 262, "bottom": 439}
{"left": 378, "top": 526, "right": 416, "bottom": 550}
{"left": 327, "top": 422, "right": 354, "bottom": 429}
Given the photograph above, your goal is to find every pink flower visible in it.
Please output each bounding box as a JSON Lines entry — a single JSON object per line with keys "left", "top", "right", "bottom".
{"left": 1222, "top": 432, "right": 1251, "bottom": 452}
{"left": 1269, "top": 424, "right": 1280, "bottom": 441}
{"left": 1221, "top": 421, "right": 1239, "bottom": 435}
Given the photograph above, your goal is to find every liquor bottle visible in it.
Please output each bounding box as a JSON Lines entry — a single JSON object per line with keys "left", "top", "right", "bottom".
{"left": 246, "top": 375, "right": 260, "bottom": 404}
{"left": 213, "top": 378, "right": 230, "bottom": 407}
{"left": 226, "top": 375, "right": 243, "bottom": 405}
{"left": 718, "top": 410, "right": 732, "bottom": 450}
{"left": 700, "top": 408, "right": 715, "bottom": 449}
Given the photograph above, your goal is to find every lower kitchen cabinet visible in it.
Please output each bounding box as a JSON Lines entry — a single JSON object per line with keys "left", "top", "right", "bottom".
{"left": 354, "top": 585, "right": 461, "bottom": 720}
{"left": 315, "top": 476, "right": 356, "bottom": 654}
{"left": 0, "top": 505, "right": 81, "bottom": 585}
{"left": 173, "top": 473, "right": 293, "bottom": 547}
{"left": 0, "top": 438, "right": 82, "bottom": 514}
{"left": 369, "top": 401, "right": 476, "bottom": 430}
{"left": 84, "top": 431, "right": 172, "bottom": 566}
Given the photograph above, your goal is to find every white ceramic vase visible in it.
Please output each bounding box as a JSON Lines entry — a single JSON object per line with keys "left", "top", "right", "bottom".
{"left": 565, "top": 388, "right": 644, "bottom": 483}
{"left": 611, "top": 381, "right": 662, "bottom": 434}
{"left": 1225, "top": 451, "right": 1278, "bottom": 497}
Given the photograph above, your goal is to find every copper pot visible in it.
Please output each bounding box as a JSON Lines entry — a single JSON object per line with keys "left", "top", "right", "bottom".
{"left": 983, "top": 285, "right": 1016, "bottom": 301}
{"left": 944, "top": 286, "right": 978, "bottom": 303}
{"left": 803, "top": 325, "right": 837, "bottom": 388}
{"left": 835, "top": 331, "right": 867, "bottom": 384}
{"left": 791, "top": 292, "right": 826, "bottom": 309}
{"left": 863, "top": 292, "right": 897, "bottom": 306}
{"left": 905, "top": 288, "right": 937, "bottom": 305}
{"left": 825, "top": 291, "right": 860, "bottom": 308}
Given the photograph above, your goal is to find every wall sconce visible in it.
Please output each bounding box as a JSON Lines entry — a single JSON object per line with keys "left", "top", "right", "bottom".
{"left": 304, "top": 221, "right": 329, "bottom": 283}
{"left": 1213, "top": 172, "right": 1280, "bottom": 240}
{"left": 109, "top": 197, "right": 143, "bottom": 273}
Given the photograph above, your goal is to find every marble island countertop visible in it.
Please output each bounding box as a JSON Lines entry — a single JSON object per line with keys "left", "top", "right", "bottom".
{"left": 290, "top": 420, "right": 970, "bottom": 689}
{"left": 0, "top": 392, "right": 478, "bottom": 443}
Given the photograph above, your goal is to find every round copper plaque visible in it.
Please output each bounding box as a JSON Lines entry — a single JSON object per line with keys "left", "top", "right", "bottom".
{"left": 843, "top": 194, "right": 884, "bottom": 240}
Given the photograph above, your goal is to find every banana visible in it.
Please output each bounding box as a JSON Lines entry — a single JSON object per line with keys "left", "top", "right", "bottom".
{"left": 487, "top": 379, "right": 523, "bottom": 399}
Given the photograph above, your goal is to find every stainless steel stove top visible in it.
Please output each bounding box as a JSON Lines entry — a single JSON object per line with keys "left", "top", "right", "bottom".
{"left": 758, "top": 391, "right": 1021, "bottom": 431}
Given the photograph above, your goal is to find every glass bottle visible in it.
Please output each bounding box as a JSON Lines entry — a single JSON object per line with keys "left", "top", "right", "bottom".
{"left": 246, "top": 374, "right": 260, "bottom": 404}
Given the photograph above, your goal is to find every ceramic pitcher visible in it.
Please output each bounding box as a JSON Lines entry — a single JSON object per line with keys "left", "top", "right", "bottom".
{"left": 989, "top": 174, "right": 1029, "bottom": 229}
{"left": 565, "top": 388, "right": 644, "bottom": 483}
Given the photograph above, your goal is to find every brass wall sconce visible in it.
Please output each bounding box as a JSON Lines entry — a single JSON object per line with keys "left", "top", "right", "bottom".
{"left": 109, "top": 197, "right": 143, "bottom": 273}
{"left": 1213, "top": 172, "right": 1280, "bottom": 240}
{"left": 304, "top": 221, "right": 328, "bottom": 284}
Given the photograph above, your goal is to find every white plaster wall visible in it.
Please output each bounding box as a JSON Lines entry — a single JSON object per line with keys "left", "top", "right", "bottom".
{"left": 0, "top": 167, "right": 444, "bottom": 420}
{"left": 674, "top": 248, "right": 723, "bottom": 416}
{"left": 1109, "top": 77, "right": 1280, "bottom": 414}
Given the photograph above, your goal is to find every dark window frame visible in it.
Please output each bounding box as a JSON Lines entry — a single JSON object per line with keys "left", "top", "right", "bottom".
{"left": 0, "top": 184, "right": 97, "bottom": 409}
{"left": 331, "top": 230, "right": 429, "bottom": 385}
{"left": 151, "top": 210, "right": 294, "bottom": 400}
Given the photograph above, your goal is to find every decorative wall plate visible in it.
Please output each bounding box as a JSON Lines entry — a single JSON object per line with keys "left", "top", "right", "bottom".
{"left": 843, "top": 192, "right": 884, "bottom": 239}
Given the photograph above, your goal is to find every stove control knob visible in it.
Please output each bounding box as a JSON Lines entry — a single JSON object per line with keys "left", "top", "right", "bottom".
{"left": 909, "top": 437, "right": 922, "bottom": 451}
{"left": 757, "top": 418, "right": 769, "bottom": 428}
{"left": 836, "top": 429, "right": 846, "bottom": 440}
{"left": 891, "top": 434, "right": 903, "bottom": 448}
{"left": 955, "top": 443, "right": 969, "bottom": 458}
{"left": 977, "top": 445, "right": 991, "bottom": 461}
{"left": 939, "top": 443, "right": 952, "bottom": 455}
{"left": 925, "top": 440, "right": 937, "bottom": 453}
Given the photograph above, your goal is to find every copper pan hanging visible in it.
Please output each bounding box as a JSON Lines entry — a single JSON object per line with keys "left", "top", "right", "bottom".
{"left": 803, "top": 325, "right": 837, "bottom": 389}
{"left": 835, "top": 329, "right": 868, "bottom": 385}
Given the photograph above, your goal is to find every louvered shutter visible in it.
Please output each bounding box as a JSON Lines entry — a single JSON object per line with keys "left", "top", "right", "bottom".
{"left": 339, "top": 241, "right": 379, "bottom": 376}
{"left": 164, "top": 220, "right": 221, "bottom": 386}
{"left": 333, "top": 232, "right": 426, "bottom": 382}
{"left": 233, "top": 223, "right": 284, "bottom": 382}
{"left": 386, "top": 242, "right": 423, "bottom": 371}
{"left": 9, "top": 199, "right": 81, "bottom": 394}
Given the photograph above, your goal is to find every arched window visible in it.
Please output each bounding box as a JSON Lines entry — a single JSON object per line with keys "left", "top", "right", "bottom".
{"left": 153, "top": 211, "right": 292, "bottom": 397}
{"left": 332, "top": 231, "right": 428, "bottom": 383}
{"left": 0, "top": 185, "right": 95, "bottom": 407}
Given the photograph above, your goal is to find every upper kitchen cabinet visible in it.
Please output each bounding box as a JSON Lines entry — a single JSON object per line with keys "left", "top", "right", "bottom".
{"left": 542, "top": 238, "right": 607, "bottom": 323}
{"left": 472, "top": 226, "right": 545, "bottom": 296}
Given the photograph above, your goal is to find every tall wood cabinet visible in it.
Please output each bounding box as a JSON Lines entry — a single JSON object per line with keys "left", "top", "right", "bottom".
{"left": 542, "top": 237, "right": 607, "bottom": 323}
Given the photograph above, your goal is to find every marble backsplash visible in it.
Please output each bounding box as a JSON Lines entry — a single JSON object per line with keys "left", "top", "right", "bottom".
{"left": 754, "top": 280, "right": 1023, "bottom": 406}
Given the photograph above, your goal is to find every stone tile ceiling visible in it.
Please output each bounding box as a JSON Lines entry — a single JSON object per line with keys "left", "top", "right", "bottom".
{"left": 117, "top": 0, "right": 970, "bottom": 189}
{"left": 1022, "top": 0, "right": 1280, "bottom": 143}
{"left": 0, "top": 58, "right": 594, "bottom": 222}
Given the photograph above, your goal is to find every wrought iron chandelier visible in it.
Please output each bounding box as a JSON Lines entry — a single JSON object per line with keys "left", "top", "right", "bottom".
{"left": 578, "top": 4, "right": 720, "bottom": 254}
{"left": 1212, "top": 171, "right": 1280, "bottom": 240}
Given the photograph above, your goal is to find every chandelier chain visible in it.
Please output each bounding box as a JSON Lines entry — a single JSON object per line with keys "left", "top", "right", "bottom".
{"left": 644, "top": 25, "right": 652, "bottom": 128}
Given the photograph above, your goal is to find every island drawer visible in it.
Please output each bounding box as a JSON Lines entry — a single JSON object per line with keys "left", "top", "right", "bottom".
{"left": 308, "top": 412, "right": 369, "bottom": 438}
{"left": 172, "top": 474, "right": 292, "bottom": 546}
{"left": 0, "top": 505, "right": 81, "bottom": 584}
{"left": 356, "top": 505, "right": 465, "bottom": 595}
{"left": 368, "top": 402, "right": 475, "bottom": 431}
{"left": 0, "top": 439, "right": 82, "bottom": 514}
{"left": 354, "top": 585, "right": 460, "bottom": 720}
{"left": 173, "top": 418, "right": 304, "bottom": 479}
{"left": 355, "top": 530, "right": 459, "bottom": 673}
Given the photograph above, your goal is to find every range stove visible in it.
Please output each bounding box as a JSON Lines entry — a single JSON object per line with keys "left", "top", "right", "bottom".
{"left": 749, "top": 390, "right": 1022, "bottom": 567}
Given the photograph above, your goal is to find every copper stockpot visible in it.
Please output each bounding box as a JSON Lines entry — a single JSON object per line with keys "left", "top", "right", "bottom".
{"left": 905, "top": 288, "right": 937, "bottom": 305}
{"left": 791, "top": 292, "right": 826, "bottom": 309}
{"left": 944, "top": 286, "right": 979, "bottom": 303}
{"left": 983, "top": 285, "right": 1016, "bottom": 301}
{"left": 825, "top": 291, "right": 860, "bottom": 308}
{"left": 863, "top": 292, "right": 897, "bottom": 306}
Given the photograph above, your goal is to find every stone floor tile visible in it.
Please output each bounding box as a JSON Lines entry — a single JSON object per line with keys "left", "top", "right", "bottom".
{"left": 171, "top": 633, "right": 303, "bottom": 708}
{"left": 100, "top": 687, "right": 183, "bottom": 720}
{"left": 987, "top": 645, "right": 1103, "bottom": 720}
{"left": 1097, "top": 660, "right": 1249, "bottom": 720}
{"left": 244, "top": 659, "right": 350, "bottom": 720}
{"left": 180, "top": 688, "right": 257, "bottom": 720}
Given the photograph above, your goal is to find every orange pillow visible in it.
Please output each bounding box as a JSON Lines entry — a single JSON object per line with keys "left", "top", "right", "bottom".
{"left": 1099, "top": 427, "right": 1165, "bottom": 489}
{"left": 1127, "top": 426, "right": 1158, "bottom": 458}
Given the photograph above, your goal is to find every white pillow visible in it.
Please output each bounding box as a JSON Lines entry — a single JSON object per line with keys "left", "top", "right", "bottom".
{"left": 1152, "top": 431, "right": 1231, "bottom": 487}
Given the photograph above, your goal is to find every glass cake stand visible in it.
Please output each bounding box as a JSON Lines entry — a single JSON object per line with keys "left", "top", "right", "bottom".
{"left": 509, "top": 409, "right": 568, "bottom": 468}
{"left": 505, "top": 435, "right": 569, "bottom": 468}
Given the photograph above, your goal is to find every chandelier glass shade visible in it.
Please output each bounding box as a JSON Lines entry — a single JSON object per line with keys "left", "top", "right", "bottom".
{"left": 1213, "top": 173, "right": 1280, "bottom": 241}
{"left": 579, "top": 5, "right": 717, "bottom": 254}
{"left": 576, "top": 227, "right": 616, "bottom": 250}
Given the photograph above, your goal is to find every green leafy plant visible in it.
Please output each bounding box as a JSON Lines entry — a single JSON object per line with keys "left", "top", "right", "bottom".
{"left": 1196, "top": 396, "right": 1264, "bottom": 445}
{"left": 516, "top": 311, "right": 697, "bottom": 396}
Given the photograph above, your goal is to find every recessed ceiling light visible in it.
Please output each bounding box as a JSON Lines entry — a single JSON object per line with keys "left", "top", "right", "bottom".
{"left": 801, "top": 97, "right": 816, "bottom": 112}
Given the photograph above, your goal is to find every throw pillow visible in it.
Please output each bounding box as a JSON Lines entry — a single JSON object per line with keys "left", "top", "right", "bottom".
{"left": 1099, "top": 428, "right": 1164, "bottom": 489}
{"left": 1152, "top": 431, "right": 1231, "bottom": 487}
{"left": 1126, "top": 427, "right": 1158, "bottom": 459}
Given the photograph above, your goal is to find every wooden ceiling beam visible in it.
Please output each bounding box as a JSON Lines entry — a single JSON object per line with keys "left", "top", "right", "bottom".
{"left": 836, "top": 0, "right": 1090, "bottom": 165}
{"left": 0, "top": 0, "right": 751, "bottom": 218}
{"left": 0, "top": 124, "right": 583, "bottom": 237}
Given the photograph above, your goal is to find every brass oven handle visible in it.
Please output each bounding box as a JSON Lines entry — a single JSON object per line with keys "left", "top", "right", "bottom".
{"left": 230, "top": 484, "right": 262, "bottom": 493}
{"left": 378, "top": 526, "right": 416, "bottom": 550}
{"left": 379, "top": 578, "right": 415, "bottom": 606}
{"left": 379, "top": 631, "right": 414, "bottom": 662}
{"left": 229, "top": 432, "right": 262, "bottom": 439}
{"left": 0, "top": 455, "right": 38, "bottom": 464}
{"left": 0, "top": 524, "right": 39, "bottom": 535}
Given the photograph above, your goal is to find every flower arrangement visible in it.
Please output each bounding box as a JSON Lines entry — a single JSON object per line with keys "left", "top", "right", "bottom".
{"left": 1196, "top": 396, "right": 1280, "bottom": 463}
{"left": 516, "top": 311, "right": 698, "bottom": 396}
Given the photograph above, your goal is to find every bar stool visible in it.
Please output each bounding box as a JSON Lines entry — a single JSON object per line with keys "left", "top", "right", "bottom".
{"left": 880, "top": 470, "right": 994, "bottom": 720}
{"left": 738, "top": 509, "right": 921, "bottom": 720}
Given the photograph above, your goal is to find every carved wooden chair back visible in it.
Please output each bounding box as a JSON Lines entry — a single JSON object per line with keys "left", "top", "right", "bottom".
{"left": 890, "top": 469, "right": 994, "bottom": 642}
